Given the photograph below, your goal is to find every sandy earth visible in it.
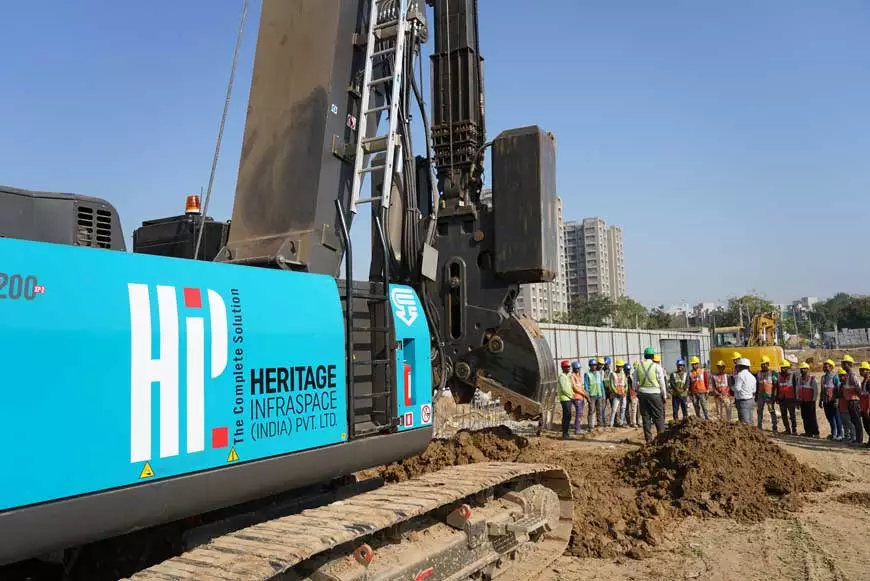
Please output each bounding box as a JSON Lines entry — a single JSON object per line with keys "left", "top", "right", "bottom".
{"left": 537, "top": 424, "right": 870, "bottom": 581}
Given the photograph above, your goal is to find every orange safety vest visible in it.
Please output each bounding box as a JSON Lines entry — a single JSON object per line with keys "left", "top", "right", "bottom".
{"left": 570, "top": 373, "right": 585, "bottom": 400}
{"left": 689, "top": 369, "right": 708, "bottom": 395}
{"left": 797, "top": 376, "right": 815, "bottom": 403}
{"left": 612, "top": 372, "right": 627, "bottom": 397}
{"left": 757, "top": 371, "right": 775, "bottom": 399}
{"left": 712, "top": 373, "right": 730, "bottom": 397}
{"left": 843, "top": 373, "right": 861, "bottom": 401}
{"left": 778, "top": 373, "right": 795, "bottom": 401}
{"left": 861, "top": 378, "right": 870, "bottom": 415}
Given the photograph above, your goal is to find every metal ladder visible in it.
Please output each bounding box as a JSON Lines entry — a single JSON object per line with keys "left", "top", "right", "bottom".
{"left": 349, "top": 0, "right": 409, "bottom": 215}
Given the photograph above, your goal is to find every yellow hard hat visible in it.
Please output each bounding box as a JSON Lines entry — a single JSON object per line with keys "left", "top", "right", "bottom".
{"left": 842, "top": 354, "right": 855, "bottom": 364}
{"left": 799, "top": 362, "right": 810, "bottom": 369}
{"left": 760, "top": 355, "right": 771, "bottom": 365}
{"left": 780, "top": 360, "right": 791, "bottom": 368}
{"left": 689, "top": 356, "right": 700, "bottom": 365}
{"left": 732, "top": 351, "right": 742, "bottom": 360}
{"left": 825, "top": 359, "right": 836, "bottom": 367}
{"left": 653, "top": 354, "right": 661, "bottom": 363}
{"left": 615, "top": 359, "right": 625, "bottom": 367}
{"left": 837, "top": 367, "right": 846, "bottom": 375}
{"left": 716, "top": 360, "right": 726, "bottom": 367}
{"left": 597, "top": 356, "right": 605, "bottom": 364}
{"left": 860, "top": 361, "right": 870, "bottom": 371}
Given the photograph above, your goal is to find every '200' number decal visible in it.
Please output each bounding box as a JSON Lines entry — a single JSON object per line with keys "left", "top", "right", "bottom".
{"left": 0, "top": 273, "right": 45, "bottom": 300}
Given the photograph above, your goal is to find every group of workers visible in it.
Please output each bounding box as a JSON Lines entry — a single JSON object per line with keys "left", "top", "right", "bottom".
{"left": 556, "top": 348, "right": 870, "bottom": 447}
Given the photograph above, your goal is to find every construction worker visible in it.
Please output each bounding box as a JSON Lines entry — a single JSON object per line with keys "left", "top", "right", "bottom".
{"left": 836, "top": 367, "right": 855, "bottom": 443}
{"left": 624, "top": 361, "right": 638, "bottom": 427}
{"left": 558, "top": 360, "right": 575, "bottom": 439}
{"left": 688, "top": 356, "right": 710, "bottom": 420}
{"left": 570, "top": 361, "right": 589, "bottom": 435}
{"left": 840, "top": 355, "right": 863, "bottom": 446}
{"left": 756, "top": 355, "right": 779, "bottom": 432}
{"left": 632, "top": 347, "right": 668, "bottom": 443}
{"left": 584, "top": 358, "right": 605, "bottom": 430}
{"left": 669, "top": 359, "right": 690, "bottom": 421}
{"left": 608, "top": 361, "right": 628, "bottom": 427}
{"left": 602, "top": 356, "right": 615, "bottom": 424}
{"left": 819, "top": 359, "right": 843, "bottom": 440}
{"left": 732, "top": 357, "right": 757, "bottom": 424}
{"left": 859, "top": 362, "right": 870, "bottom": 448}
{"left": 732, "top": 352, "right": 743, "bottom": 379}
{"left": 776, "top": 360, "right": 798, "bottom": 435}
{"left": 796, "top": 362, "right": 820, "bottom": 437}
{"left": 710, "top": 360, "right": 733, "bottom": 422}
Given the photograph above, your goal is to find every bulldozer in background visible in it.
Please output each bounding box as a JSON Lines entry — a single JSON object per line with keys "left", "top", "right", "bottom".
{"left": 710, "top": 312, "right": 785, "bottom": 372}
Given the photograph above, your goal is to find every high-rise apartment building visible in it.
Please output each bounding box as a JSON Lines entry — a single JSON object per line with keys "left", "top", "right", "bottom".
{"left": 479, "top": 189, "right": 567, "bottom": 321}
{"left": 564, "top": 217, "right": 626, "bottom": 303}
{"left": 607, "top": 226, "right": 626, "bottom": 298}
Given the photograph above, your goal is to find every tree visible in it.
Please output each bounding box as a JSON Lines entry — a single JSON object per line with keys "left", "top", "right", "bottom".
{"left": 612, "top": 296, "right": 649, "bottom": 328}
{"left": 556, "top": 295, "right": 615, "bottom": 327}
{"left": 647, "top": 307, "right": 677, "bottom": 330}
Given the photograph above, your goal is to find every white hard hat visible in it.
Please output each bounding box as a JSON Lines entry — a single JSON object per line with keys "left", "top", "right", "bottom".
{"left": 737, "top": 358, "right": 751, "bottom": 367}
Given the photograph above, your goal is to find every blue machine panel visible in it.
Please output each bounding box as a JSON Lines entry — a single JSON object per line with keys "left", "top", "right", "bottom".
{"left": 389, "top": 285, "right": 433, "bottom": 430}
{"left": 0, "top": 238, "right": 351, "bottom": 511}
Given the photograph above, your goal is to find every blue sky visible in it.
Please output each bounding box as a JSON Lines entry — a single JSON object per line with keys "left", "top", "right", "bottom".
{"left": 2, "top": 0, "right": 868, "bottom": 307}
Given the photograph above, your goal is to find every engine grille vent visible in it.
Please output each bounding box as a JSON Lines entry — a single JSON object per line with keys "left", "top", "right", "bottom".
{"left": 76, "top": 205, "right": 113, "bottom": 248}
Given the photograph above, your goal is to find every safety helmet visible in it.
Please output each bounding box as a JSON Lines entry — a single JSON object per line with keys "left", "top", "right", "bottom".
{"left": 732, "top": 351, "right": 742, "bottom": 360}
{"left": 653, "top": 354, "right": 661, "bottom": 363}
{"left": 571, "top": 360, "right": 582, "bottom": 370}
{"left": 615, "top": 359, "right": 625, "bottom": 368}
{"left": 589, "top": 358, "right": 598, "bottom": 366}
{"left": 560, "top": 360, "right": 571, "bottom": 369}
{"left": 597, "top": 356, "right": 605, "bottom": 364}
{"left": 689, "top": 356, "right": 700, "bottom": 365}
{"left": 837, "top": 367, "right": 846, "bottom": 375}
{"left": 824, "top": 359, "right": 836, "bottom": 368}
{"left": 780, "top": 360, "right": 791, "bottom": 368}
{"left": 799, "top": 362, "right": 810, "bottom": 370}
{"left": 604, "top": 356, "right": 612, "bottom": 365}
{"left": 737, "top": 357, "right": 751, "bottom": 367}
{"left": 760, "top": 355, "right": 771, "bottom": 365}
{"left": 644, "top": 346, "right": 655, "bottom": 356}
{"left": 623, "top": 362, "right": 632, "bottom": 371}
{"left": 716, "top": 360, "right": 726, "bottom": 367}
{"left": 842, "top": 354, "right": 855, "bottom": 364}
{"left": 676, "top": 358, "right": 686, "bottom": 366}
{"left": 860, "top": 361, "right": 870, "bottom": 371}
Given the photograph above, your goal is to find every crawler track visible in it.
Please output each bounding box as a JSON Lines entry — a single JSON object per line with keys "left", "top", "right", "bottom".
{"left": 124, "top": 462, "right": 572, "bottom": 581}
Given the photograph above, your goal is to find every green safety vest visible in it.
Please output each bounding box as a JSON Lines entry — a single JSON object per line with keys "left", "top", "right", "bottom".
{"left": 585, "top": 371, "right": 603, "bottom": 397}
{"left": 558, "top": 373, "right": 574, "bottom": 402}
{"left": 637, "top": 360, "right": 660, "bottom": 388}
{"left": 670, "top": 372, "right": 688, "bottom": 396}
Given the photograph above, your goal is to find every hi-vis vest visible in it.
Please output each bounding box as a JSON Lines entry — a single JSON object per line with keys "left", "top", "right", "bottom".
{"left": 778, "top": 373, "right": 795, "bottom": 401}
{"left": 612, "top": 372, "right": 627, "bottom": 396}
{"left": 797, "top": 376, "right": 815, "bottom": 403}
{"left": 637, "top": 361, "right": 660, "bottom": 389}
{"left": 689, "top": 369, "right": 708, "bottom": 395}
{"left": 670, "top": 372, "right": 688, "bottom": 396}
{"left": 757, "top": 371, "right": 774, "bottom": 399}
{"left": 712, "top": 373, "right": 730, "bottom": 397}
{"left": 822, "top": 372, "right": 837, "bottom": 402}
{"left": 585, "top": 372, "right": 603, "bottom": 397}
{"left": 842, "top": 373, "right": 861, "bottom": 401}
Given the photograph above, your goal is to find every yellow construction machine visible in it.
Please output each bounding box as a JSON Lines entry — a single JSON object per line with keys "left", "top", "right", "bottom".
{"left": 710, "top": 312, "right": 784, "bottom": 372}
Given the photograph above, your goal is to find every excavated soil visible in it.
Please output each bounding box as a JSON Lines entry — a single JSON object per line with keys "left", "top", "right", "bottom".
{"left": 834, "top": 491, "right": 870, "bottom": 508}
{"left": 619, "top": 418, "right": 831, "bottom": 522}
{"left": 377, "top": 420, "right": 833, "bottom": 560}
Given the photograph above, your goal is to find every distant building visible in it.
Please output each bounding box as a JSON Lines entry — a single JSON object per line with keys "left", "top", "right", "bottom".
{"left": 480, "top": 189, "right": 567, "bottom": 321}
{"left": 564, "top": 217, "right": 626, "bottom": 303}
{"left": 792, "top": 297, "right": 820, "bottom": 312}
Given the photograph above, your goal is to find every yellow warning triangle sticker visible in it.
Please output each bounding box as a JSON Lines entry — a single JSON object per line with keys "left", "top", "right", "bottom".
{"left": 227, "top": 447, "right": 239, "bottom": 463}
{"left": 139, "top": 462, "right": 154, "bottom": 479}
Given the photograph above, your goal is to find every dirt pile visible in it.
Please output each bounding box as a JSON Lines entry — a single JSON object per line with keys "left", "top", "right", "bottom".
{"left": 619, "top": 418, "right": 831, "bottom": 522}
{"left": 379, "top": 426, "right": 532, "bottom": 482}
{"left": 835, "top": 491, "right": 870, "bottom": 508}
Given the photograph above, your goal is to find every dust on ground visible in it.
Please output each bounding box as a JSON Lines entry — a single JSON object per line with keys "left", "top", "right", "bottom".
{"left": 376, "top": 418, "right": 870, "bottom": 580}
{"left": 834, "top": 491, "right": 870, "bottom": 509}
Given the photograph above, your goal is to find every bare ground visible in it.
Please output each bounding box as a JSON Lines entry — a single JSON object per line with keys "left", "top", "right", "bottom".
{"left": 537, "top": 426, "right": 870, "bottom": 581}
